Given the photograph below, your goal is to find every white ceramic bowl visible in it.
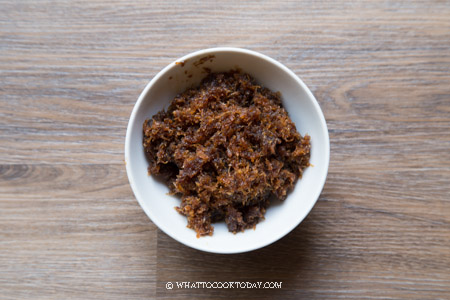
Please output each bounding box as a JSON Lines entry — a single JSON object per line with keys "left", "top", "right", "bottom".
{"left": 125, "top": 47, "right": 329, "bottom": 254}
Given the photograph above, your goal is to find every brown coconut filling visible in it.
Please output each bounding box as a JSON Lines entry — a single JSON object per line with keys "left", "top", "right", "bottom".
{"left": 143, "top": 70, "right": 310, "bottom": 237}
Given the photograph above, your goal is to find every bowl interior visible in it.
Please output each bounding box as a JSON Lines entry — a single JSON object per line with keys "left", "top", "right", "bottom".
{"left": 125, "top": 48, "right": 329, "bottom": 254}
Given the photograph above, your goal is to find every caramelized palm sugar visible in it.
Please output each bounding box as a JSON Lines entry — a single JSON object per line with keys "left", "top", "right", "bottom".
{"left": 143, "top": 70, "right": 310, "bottom": 237}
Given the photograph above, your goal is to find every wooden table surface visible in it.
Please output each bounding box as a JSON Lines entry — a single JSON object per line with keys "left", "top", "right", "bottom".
{"left": 1, "top": 1, "right": 449, "bottom": 299}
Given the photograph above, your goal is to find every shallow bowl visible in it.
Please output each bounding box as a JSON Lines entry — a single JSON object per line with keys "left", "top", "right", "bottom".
{"left": 125, "top": 47, "right": 329, "bottom": 254}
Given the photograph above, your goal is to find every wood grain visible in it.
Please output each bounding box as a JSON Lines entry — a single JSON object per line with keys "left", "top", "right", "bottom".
{"left": 1, "top": 0, "right": 449, "bottom": 299}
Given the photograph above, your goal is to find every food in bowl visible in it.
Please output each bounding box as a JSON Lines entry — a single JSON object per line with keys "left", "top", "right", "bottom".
{"left": 143, "top": 70, "right": 311, "bottom": 237}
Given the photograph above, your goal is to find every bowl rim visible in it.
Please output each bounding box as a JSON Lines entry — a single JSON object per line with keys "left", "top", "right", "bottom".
{"left": 125, "top": 47, "right": 330, "bottom": 254}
